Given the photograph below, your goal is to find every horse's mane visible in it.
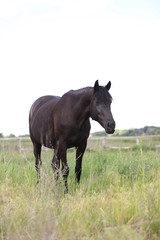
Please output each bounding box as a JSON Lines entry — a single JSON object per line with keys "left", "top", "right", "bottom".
{"left": 65, "top": 85, "right": 112, "bottom": 103}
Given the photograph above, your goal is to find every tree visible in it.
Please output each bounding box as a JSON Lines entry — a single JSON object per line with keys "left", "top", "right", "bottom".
{"left": 8, "top": 134, "right": 16, "bottom": 138}
{"left": 0, "top": 133, "right": 4, "bottom": 138}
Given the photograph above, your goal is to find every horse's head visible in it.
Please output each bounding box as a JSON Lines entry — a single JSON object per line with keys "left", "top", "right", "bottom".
{"left": 90, "top": 80, "right": 115, "bottom": 134}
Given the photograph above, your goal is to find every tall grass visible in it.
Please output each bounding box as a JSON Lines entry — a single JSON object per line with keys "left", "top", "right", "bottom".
{"left": 0, "top": 142, "right": 160, "bottom": 239}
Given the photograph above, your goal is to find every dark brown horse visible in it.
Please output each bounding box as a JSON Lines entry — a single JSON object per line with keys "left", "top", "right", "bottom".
{"left": 29, "top": 80, "right": 115, "bottom": 193}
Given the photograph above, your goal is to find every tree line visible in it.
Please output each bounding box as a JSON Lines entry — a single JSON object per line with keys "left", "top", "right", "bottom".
{"left": 91, "top": 126, "right": 160, "bottom": 137}
{"left": 0, "top": 133, "right": 29, "bottom": 138}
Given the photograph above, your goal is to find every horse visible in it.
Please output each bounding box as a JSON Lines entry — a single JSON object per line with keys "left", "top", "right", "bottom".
{"left": 29, "top": 80, "right": 115, "bottom": 193}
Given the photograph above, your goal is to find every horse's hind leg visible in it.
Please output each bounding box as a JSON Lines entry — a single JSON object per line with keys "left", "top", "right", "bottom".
{"left": 33, "top": 142, "right": 42, "bottom": 184}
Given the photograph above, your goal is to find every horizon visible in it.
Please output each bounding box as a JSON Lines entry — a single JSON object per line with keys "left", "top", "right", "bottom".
{"left": 1, "top": 125, "right": 160, "bottom": 138}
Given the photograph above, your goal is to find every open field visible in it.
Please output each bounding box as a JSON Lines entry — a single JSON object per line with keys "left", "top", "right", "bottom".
{"left": 0, "top": 136, "right": 160, "bottom": 239}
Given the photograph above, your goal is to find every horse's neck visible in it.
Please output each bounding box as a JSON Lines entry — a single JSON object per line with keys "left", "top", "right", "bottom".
{"left": 75, "top": 88, "right": 93, "bottom": 127}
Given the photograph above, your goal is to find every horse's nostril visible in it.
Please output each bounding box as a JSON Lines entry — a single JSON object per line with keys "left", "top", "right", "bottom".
{"left": 108, "top": 121, "right": 115, "bottom": 129}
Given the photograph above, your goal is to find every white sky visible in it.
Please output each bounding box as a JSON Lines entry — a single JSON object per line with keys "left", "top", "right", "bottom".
{"left": 0, "top": 0, "right": 160, "bottom": 136}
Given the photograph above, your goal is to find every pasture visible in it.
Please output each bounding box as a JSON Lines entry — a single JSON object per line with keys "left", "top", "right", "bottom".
{"left": 0, "top": 136, "right": 160, "bottom": 239}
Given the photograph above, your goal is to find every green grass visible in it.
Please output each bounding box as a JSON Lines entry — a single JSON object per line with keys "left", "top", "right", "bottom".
{"left": 0, "top": 141, "right": 160, "bottom": 239}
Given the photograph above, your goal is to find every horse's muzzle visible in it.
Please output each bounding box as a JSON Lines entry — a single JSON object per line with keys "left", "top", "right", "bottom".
{"left": 105, "top": 121, "right": 115, "bottom": 134}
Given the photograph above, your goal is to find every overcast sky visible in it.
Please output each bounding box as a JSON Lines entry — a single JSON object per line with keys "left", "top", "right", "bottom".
{"left": 0, "top": 0, "right": 160, "bottom": 136}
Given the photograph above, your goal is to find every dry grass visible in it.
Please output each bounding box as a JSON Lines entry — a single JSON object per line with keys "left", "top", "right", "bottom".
{"left": 0, "top": 138, "right": 160, "bottom": 239}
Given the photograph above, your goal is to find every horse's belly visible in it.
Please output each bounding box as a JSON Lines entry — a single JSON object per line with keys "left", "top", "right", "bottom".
{"left": 33, "top": 129, "right": 56, "bottom": 149}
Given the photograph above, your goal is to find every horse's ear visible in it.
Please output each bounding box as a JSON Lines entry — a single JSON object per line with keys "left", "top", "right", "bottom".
{"left": 94, "top": 80, "right": 99, "bottom": 92}
{"left": 105, "top": 81, "right": 111, "bottom": 91}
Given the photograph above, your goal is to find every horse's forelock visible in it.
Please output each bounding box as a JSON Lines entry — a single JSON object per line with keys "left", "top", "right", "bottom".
{"left": 95, "top": 86, "right": 112, "bottom": 103}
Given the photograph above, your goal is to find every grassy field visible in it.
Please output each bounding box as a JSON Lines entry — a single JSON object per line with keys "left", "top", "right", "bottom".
{"left": 0, "top": 137, "right": 160, "bottom": 239}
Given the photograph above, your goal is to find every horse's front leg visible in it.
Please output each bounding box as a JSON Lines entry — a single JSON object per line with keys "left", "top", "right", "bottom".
{"left": 51, "top": 149, "right": 60, "bottom": 182}
{"left": 52, "top": 141, "right": 69, "bottom": 193}
{"left": 58, "top": 141, "right": 69, "bottom": 194}
{"left": 75, "top": 140, "right": 87, "bottom": 183}
{"left": 62, "top": 164, "right": 69, "bottom": 194}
